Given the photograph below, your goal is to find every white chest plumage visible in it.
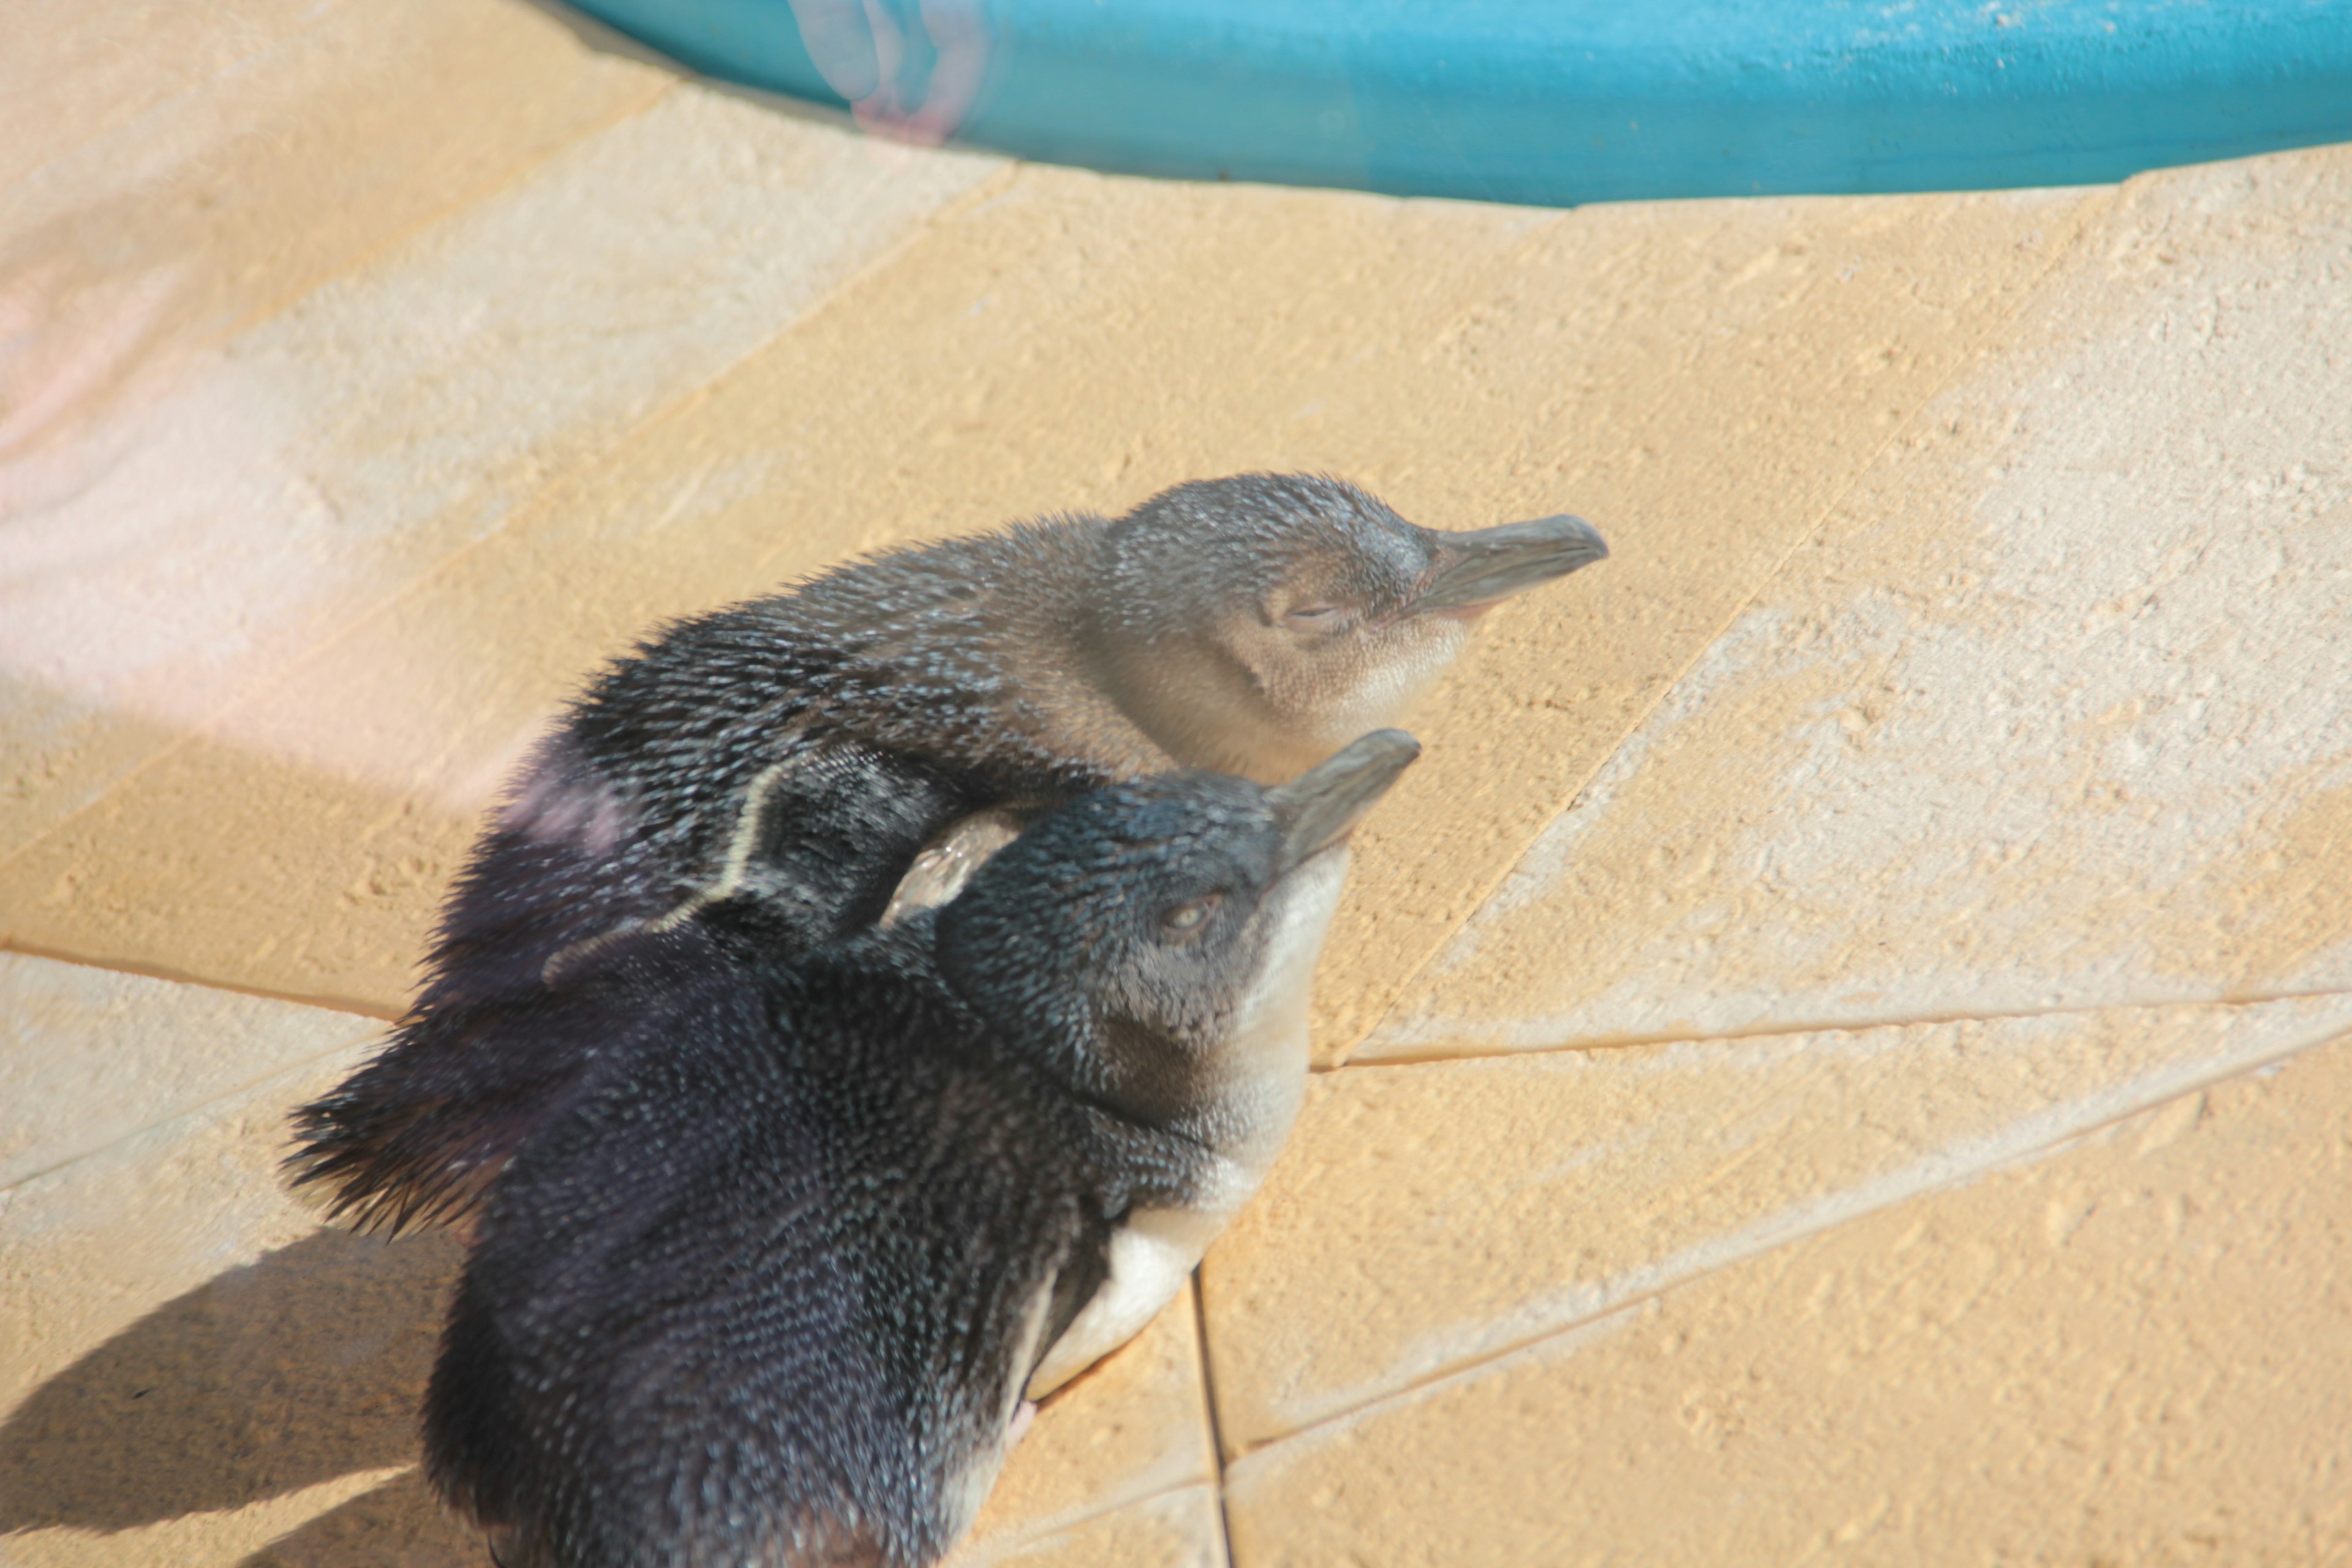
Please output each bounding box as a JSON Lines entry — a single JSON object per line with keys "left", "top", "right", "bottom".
{"left": 1026, "top": 850, "right": 1349, "bottom": 1399}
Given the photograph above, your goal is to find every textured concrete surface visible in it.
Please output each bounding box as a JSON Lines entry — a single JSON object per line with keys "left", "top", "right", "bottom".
{"left": 1222, "top": 1037, "right": 2352, "bottom": 1567}
{"left": 1204, "top": 993, "right": 2352, "bottom": 1453}
{"left": 1360, "top": 151, "right": 2352, "bottom": 1061}
{"left": 0, "top": 955, "right": 378, "bottom": 1191}
{"left": 4, "top": 2, "right": 2348, "bottom": 1562}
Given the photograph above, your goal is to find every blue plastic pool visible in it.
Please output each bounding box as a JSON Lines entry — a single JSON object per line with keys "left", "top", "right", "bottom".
{"left": 568, "top": 0, "right": 2352, "bottom": 206}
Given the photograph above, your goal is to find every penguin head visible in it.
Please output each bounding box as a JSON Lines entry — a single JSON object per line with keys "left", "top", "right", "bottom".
{"left": 934, "top": 730, "right": 1420, "bottom": 1131}
{"left": 1087, "top": 474, "right": 1605, "bottom": 782}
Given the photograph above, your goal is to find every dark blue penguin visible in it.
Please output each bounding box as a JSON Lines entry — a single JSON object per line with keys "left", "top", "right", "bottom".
{"left": 292, "top": 474, "right": 1602, "bottom": 1229}
{"left": 424, "top": 731, "right": 1422, "bottom": 1568}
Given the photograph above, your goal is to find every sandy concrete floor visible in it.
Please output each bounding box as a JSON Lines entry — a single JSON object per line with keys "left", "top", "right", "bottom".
{"left": 4, "top": 4, "right": 2349, "bottom": 1564}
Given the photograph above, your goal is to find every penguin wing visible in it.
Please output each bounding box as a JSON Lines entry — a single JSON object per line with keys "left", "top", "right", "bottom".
{"left": 691, "top": 732, "right": 990, "bottom": 949}
{"left": 427, "top": 967, "right": 939, "bottom": 1568}
{"left": 286, "top": 922, "right": 727, "bottom": 1232}
{"left": 877, "top": 808, "right": 1032, "bottom": 927}
{"left": 287, "top": 731, "right": 987, "bottom": 1233}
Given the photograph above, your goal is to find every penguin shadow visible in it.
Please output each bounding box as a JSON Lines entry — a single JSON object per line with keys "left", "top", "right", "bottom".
{"left": 0, "top": 1224, "right": 482, "bottom": 1564}
{"left": 236, "top": 1466, "right": 483, "bottom": 1568}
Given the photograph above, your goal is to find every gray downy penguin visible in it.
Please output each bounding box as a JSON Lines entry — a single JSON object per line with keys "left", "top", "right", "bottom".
{"left": 424, "top": 730, "right": 1422, "bottom": 1568}
{"left": 292, "top": 473, "right": 1603, "bottom": 1231}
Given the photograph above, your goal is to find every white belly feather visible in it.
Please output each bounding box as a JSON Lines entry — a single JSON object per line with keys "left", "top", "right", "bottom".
{"left": 1026, "top": 850, "right": 1351, "bottom": 1400}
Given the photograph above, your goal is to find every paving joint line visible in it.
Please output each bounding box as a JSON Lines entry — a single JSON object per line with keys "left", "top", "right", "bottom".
{"left": 1, "top": 1035, "right": 380, "bottom": 1197}
{"left": 961, "top": 1474, "right": 1216, "bottom": 1566}
{"left": 1328, "top": 184, "right": 2124, "bottom": 1066}
{"left": 0, "top": 939, "right": 403, "bottom": 1021}
{"left": 1188, "top": 1270, "right": 1241, "bottom": 1567}
{"left": 1327, "top": 982, "right": 2352, "bottom": 1070}
{"left": 1242, "top": 1011, "right": 2352, "bottom": 1461}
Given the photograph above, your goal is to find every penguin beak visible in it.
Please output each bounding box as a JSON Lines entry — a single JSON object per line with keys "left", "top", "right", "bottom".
{"left": 1270, "top": 729, "right": 1422, "bottom": 870}
{"left": 1415, "top": 514, "right": 1609, "bottom": 619}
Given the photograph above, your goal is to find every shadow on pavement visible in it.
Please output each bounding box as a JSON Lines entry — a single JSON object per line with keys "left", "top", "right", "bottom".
{"left": 240, "top": 1467, "right": 483, "bottom": 1567}
{"left": 0, "top": 1226, "right": 460, "bottom": 1534}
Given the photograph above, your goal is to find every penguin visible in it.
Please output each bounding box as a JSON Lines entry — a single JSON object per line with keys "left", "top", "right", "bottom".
{"left": 292, "top": 473, "right": 1604, "bottom": 1231}
{"left": 424, "top": 731, "right": 1422, "bottom": 1568}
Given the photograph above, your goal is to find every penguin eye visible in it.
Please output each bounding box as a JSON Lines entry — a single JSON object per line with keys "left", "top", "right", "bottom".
{"left": 1281, "top": 605, "right": 1342, "bottom": 631}
{"left": 1159, "top": 894, "right": 1223, "bottom": 938}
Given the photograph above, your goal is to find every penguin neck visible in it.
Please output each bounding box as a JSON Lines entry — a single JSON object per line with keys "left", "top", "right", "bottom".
{"left": 1186, "top": 846, "right": 1346, "bottom": 1179}
{"left": 1072, "top": 608, "right": 1317, "bottom": 786}
{"left": 981, "top": 568, "right": 1177, "bottom": 783}
{"left": 979, "top": 856, "right": 1350, "bottom": 1174}
{"left": 830, "top": 521, "right": 1177, "bottom": 786}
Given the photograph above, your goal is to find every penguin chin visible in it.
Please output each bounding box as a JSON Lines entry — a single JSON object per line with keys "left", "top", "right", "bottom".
{"left": 1295, "top": 619, "right": 1468, "bottom": 758}
{"left": 1204, "top": 614, "right": 1468, "bottom": 782}
{"left": 1208, "top": 846, "right": 1351, "bottom": 1162}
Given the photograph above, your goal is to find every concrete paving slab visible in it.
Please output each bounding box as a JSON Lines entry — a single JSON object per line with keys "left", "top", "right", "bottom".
{"left": 1, "top": 64, "right": 1005, "bottom": 865}
{"left": 1360, "top": 147, "right": 2352, "bottom": 1063}
{"left": 0, "top": 1466, "right": 464, "bottom": 1568}
{"left": 1221, "top": 1031, "right": 2352, "bottom": 1567}
{"left": 959, "top": 1485, "right": 1226, "bottom": 1568}
{"left": 4, "top": 0, "right": 351, "bottom": 197}
{"left": 4, "top": 0, "right": 669, "bottom": 372}
{"left": 1204, "top": 993, "right": 2352, "bottom": 1452}
{"left": 0, "top": 1056, "right": 444, "bottom": 1563}
{"left": 969, "top": 1290, "right": 1218, "bottom": 1555}
{"left": 1, "top": 166, "right": 2096, "bottom": 1016}
{"left": 0, "top": 977, "right": 1212, "bottom": 1565}
{"left": 0, "top": 954, "right": 379, "bottom": 1192}
{"left": 233, "top": 1469, "right": 485, "bottom": 1568}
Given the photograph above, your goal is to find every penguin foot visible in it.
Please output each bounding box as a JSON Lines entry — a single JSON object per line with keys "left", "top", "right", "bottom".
{"left": 1008, "top": 1400, "right": 1039, "bottom": 1451}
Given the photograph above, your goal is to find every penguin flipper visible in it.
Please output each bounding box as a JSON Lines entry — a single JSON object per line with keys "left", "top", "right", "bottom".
{"left": 878, "top": 808, "right": 1032, "bottom": 927}
{"left": 288, "top": 733, "right": 976, "bottom": 1233}
{"left": 287, "top": 1015, "right": 593, "bottom": 1234}
{"left": 290, "top": 954, "right": 671, "bottom": 1233}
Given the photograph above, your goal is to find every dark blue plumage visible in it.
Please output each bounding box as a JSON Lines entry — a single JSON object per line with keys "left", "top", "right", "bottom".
{"left": 426, "top": 737, "right": 1420, "bottom": 1568}
{"left": 289, "top": 475, "right": 1602, "bottom": 1231}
